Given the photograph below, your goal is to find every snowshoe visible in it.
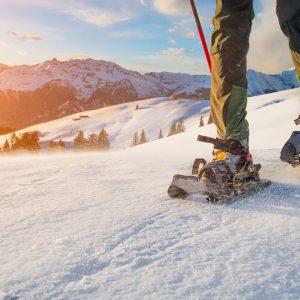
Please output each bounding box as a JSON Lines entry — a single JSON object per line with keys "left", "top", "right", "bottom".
{"left": 280, "top": 131, "right": 300, "bottom": 167}
{"left": 198, "top": 159, "right": 270, "bottom": 203}
{"left": 198, "top": 136, "right": 270, "bottom": 202}
{"left": 168, "top": 174, "right": 203, "bottom": 199}
{"left": 167, "top": 135, "right": 271, "bottom": 203}
{"left": 167, "top": 169, "right": 271, "bottom": 202}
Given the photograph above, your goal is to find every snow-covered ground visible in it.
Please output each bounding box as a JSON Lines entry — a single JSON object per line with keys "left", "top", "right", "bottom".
{"left": 0, "top": 97, "right": 211, "bottom": 150}
{"left": 1, "top": 87, "right": 299, "bottom": 151}
{"left": 0, "top": 88, "right": 300, "bottom": 299}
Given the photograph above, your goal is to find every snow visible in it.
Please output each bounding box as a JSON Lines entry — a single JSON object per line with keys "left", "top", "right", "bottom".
{"left": 1, "top": 88, "right": 299, "bottom": 151}
{"left": 0, "top": 88, "right": 300, "bottom": 299}
{"left": 0, "top": 97, "right": 211, "bottom": 150}
{"left": 247, "top": 69, "right": 299, "bottom": 96}
{"left": 144, "top": 71, "right": 211, "bottom": 94}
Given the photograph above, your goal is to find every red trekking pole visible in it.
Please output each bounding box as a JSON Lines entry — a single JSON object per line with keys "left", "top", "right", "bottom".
{"left": 189, "top": 0, "right": 212, "bottom": 73}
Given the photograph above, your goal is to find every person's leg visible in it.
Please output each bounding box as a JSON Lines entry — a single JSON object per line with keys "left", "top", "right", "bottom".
{"left": 276, "top": 0, "right": 300, "bottom": 83}
{"left": 210, "top": 0, "right": 254, "bottom": 144}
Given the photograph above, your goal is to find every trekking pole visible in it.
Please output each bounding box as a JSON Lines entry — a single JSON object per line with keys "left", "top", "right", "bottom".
{"left": 189, "top": 0, "right": 211, "bottom": 73}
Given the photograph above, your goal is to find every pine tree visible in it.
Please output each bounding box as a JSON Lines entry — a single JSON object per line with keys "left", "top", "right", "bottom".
{"left": 29, "top": 131, "right": 40, "bottom": 151}
{"left": 131, "top": 132, "right": 139, "bottom": 147}
{"left": 58, "top": 139, "right": 66, "bottom": 149}
{"left": 48, "top": 140, "right": 58, "bottom": 150}
{"left": 10, "top": 132, "right": 21, "bottom": 151}
{"left": 158, "top": 129, "right": 163, "bottom": 139}
{"left": 98, "top": 128, "right": 110, "bottom": 150}
{"left": 176, "top": 119, "right": 186, "bottom": 133}
{"left": 88, "top": 133, "right": 98, "bottom": 150}
{"left": 21, "top": 132, "right": 31, "bottom": 150}
{"left": 208, "top": 114, "right": 213, "bottom": 125}
{"left": 168, "top": 119, "right": 177, "bottom": 136}
{"left": 73, "top": 131, "right": 87, "bottom": 151}
{"left": 2, "top": 139, "right": 10, "bottom": 153}
{"left": 9, "top": 131, "right": 40, "bottom": 152}
{"left": 199, "top": 115, "right": 205, "bottom": 127}
{"left": 48, "top": 139, "right": 66, "bottom": 151}
{"left": 139, "top": 129, "right": 147, "bottom": 144}
{"left": 135, "top": 104, "right": 139, "bottom": 110}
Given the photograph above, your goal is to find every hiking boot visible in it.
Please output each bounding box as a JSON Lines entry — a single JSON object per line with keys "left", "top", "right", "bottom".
{"left": 198, "top": 139, "right": 259, "bottom": 200}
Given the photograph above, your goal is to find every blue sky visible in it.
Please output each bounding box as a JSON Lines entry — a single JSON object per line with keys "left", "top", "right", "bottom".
{"left": 0, "top": 0, "right": 293, "bottom": 74}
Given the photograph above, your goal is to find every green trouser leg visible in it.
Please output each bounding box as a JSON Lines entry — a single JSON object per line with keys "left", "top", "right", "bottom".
{"left": 276, "top": 0, "right": 300, "bottom": 83}
{"left": 210, "top": 0, "right": 299, "bottom": 143}
{"left": 210, "top": 0, "right": 254, "bottom": 143}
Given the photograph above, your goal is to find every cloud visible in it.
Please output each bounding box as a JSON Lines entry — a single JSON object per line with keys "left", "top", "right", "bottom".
{"left": 161, "top": 48, "right": 186, "bottom": 56}
{"left": 110, "top": 30, "right": 144, "bottom": 38}
{"left": 130, "top": 47, "right": 209, "bottom": 74}
{"left": 7, "top": 30, "right": 18, "bottom": 36}
{"left": 153, "top": 0, "right": 190, "bottom": 16}
{"left": 169, "top": 39, "right": 176, "bottom": 45}
{"left": 110, "top": 29, "right": 160, "bottom": 39}
{"left": 21, "top": 35, "right": 42, "bottom": 42}
{"left": 167, "top": 18, "right": 197, "bottom": 39}
{"left": 1, "top": 42, "right": 8, "bottom": 48}
{"left": 66, "top": 5, "right": 134, "bottom": 27}
{"left": 5, "top": 30, "right": 43, "bottom": 42}
{"left": 185, "top": 31, "right": 195, "bottom": 39}
{"left": 5, "top": 0, "right": 135, "bottom": 27}
{"left": 59, "top": 52, "right": 91, "bottom": 60}
{"left": 168, "top": 27, "right": 176, "bottom": 33}
{"left": 17, "top": 51, "right": 28, "bottom": 56}
{"left": 57, "top": 51, "right": 120, "bottom": 62}
{"left": 248, "top": 0, "right": 293, "bottom": 73}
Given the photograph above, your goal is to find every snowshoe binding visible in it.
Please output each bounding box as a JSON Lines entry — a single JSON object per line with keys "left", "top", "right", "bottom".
{"left": 197, "top": 136, "right": 270, "bottom": 202}
{"left": 167, "top": 135, "right": 271, "bottom": 203}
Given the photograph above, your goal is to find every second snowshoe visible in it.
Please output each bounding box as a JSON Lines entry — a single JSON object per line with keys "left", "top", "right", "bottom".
{"left": 280, "top": 131, "right": 300, "bottom": 167}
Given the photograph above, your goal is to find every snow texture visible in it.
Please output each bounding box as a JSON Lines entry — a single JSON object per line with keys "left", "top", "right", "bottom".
{"left": 0, "top": 88, "right": 300, "bottom": 299}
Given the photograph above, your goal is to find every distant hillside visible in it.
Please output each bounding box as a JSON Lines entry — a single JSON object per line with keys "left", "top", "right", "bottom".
{"left": 1, "top": 87, "right": 299, "bottom": 151}
{"left": 0, "top": 58, "right": 298, "bottom": 129}
{"left": 0, "top": 97, "right": 211, "bottom": 150}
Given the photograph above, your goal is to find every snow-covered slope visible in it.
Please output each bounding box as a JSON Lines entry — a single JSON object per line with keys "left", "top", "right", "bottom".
{"left": 0, "top": 88, "right": 300, "bottom": 299}
{"left": 0, "top": 97, "right": 211, "bottom": 149}
{"left": 248, "top": 69, "right": 299, "bottom": 96}
{"left": 144, "top": 71, "right": 211, "bottom": 95}
{"left": 2, "top": 88, "right": 299, "bottom": 151}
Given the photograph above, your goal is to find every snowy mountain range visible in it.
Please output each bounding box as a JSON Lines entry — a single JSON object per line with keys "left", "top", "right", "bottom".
{"left": 0, "top": 58, "right": 298, "bottom": 129}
